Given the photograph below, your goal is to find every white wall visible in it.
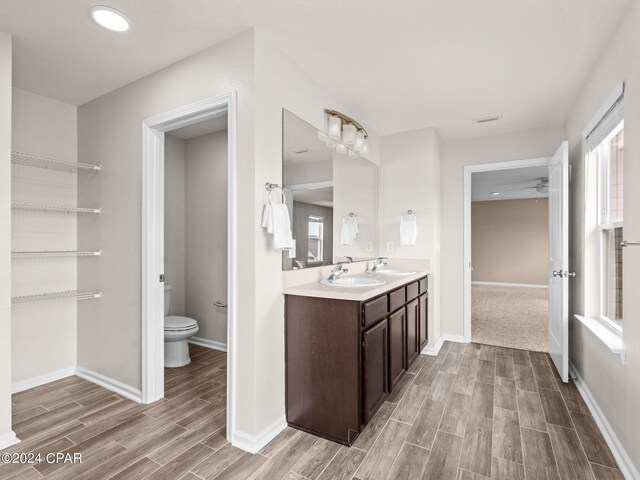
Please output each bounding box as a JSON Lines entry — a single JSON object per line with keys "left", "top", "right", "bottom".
{"left": 0, "top": 31, "right": 13, "bottom": 447}
{"left": 185, "top": 131, "right": 228, "bottom": 345}
{"left": 252, "top": 28, "right": 380, "bottom": 435}
{"left": 75, "top": 26, "right": 380, "bottom": 446}
{"left": 565, "top": 1, "right": 640, "bottom": 472}
{"left": 379, "top": 128, "right": 442, "bottom": 344}
{"left": 76, "top": 31, "right": 258, "bottom": 437}
{"left": 440, "top": 126, "right": 565, "bottom": 338}
{"left": 333, "top": 154, "right": 378, "bottom": 260}
{"left": 11, "top": 88, "right": 78, "bottom": 386}
{"left": 164, "top": 134, "right": 186, "bottom": 315}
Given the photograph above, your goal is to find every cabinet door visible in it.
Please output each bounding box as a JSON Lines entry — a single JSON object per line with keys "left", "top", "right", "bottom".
{"left": 419, "top": 293, "right": 428, "bottom": 350}
{"left": 362, "top": 319, "right": 389, "bottom": 424}
{"left": 406, "top": 299, "right": 420, "bottom": 366}
{"left": 388, "top": 309, "right": 406, "bottom": 391}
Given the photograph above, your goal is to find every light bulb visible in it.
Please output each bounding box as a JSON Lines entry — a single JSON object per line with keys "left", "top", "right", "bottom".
{"left": 342, "top": 123, "right": 357, "bottom": 146}
{"left": 354, "top": 131, "right": 365, "bottom": 153}
{"left": 328, "top": 115, "right": 342, "bottom": 141}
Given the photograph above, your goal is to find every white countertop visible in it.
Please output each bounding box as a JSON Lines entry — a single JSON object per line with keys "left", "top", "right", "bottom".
{"left": 282, "top": 260, "right": 430, "bottom": 302}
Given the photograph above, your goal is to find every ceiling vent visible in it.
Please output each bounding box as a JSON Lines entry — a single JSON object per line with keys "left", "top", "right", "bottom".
{"left": 474, "top": 113, "right": 501, "bottom": 124}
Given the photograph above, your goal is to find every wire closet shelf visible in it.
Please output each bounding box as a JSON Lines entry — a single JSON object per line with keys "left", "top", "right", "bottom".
{"left": 11, "top": 203, "right": 101, "bottom": 214}
{"left": 11, "top": 290, "right": 102, "bottom": 306}
{"left": 11, "top": 251, "right": 101, "bottom": 258}
{"left": 11, "top": 151, "right": 101, "bottom": 173}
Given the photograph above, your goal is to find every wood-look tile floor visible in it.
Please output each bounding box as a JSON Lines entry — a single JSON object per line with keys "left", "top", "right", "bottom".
{"left": 1, "top": 342, "right": 623, "bottom": 480}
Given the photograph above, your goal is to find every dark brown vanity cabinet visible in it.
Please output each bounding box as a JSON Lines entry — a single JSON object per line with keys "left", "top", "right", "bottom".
{"left": 285, "top": 275, "right": 429, "bottom": 445}
{"left": 362, "top": 318, "right": 389, "bottom": 424}
{"left": 388, "top": 308, "right": 406, "bottom": 391}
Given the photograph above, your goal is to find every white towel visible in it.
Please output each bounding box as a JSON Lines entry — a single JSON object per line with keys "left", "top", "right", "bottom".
{"left": 341, "top": 219, "right": 359, "bottom": 245}
{"left": 262, "top": 203, "right": 294, "bottom": 250}
{"left": 400, "top": 216, "right": 417, "bottom": 245}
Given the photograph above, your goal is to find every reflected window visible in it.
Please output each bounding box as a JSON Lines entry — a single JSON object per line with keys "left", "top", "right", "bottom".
{"left": 308, "top": 215, "right": 324, "bottom": 263}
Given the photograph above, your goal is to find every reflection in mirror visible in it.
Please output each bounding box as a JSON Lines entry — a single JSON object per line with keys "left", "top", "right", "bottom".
{"left": 282, "top": 109, "right": 378, "bottom": 270}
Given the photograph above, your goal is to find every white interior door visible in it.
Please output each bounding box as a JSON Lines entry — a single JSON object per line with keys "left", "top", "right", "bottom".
{"left": 548, "top": 141, "right": 569, "bottom": 382}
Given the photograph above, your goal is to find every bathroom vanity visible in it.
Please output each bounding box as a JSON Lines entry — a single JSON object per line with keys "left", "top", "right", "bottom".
{"left": 284, "top": 272, "right": 429, "bottom": 445}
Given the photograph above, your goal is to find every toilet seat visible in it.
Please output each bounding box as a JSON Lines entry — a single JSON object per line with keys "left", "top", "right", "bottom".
{"left": 164, "top": 315, "right": 198, "bottom": 332}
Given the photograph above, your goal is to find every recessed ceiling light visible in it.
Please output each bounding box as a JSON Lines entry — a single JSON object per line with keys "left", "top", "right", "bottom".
{"left": 474, "top": 114, "right": 501, "bottom": 124}
{"left": 90, "top": 6, "right": 130, "bottom": 32}
{"left": 491, "top": 191, "right": 501, "bottom": 196}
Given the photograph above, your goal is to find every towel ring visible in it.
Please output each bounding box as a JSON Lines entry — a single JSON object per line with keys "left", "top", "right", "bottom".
{"left": 403, "top": 210, "right": 417, "bottom": 220}
{"left": 265, "top": 182, "right": 286, "bottom": 204}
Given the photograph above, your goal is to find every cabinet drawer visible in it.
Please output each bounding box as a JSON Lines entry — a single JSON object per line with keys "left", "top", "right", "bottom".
{"left": 419, "top": 277, "right": 428, "bottom": 294}
{"left": 406, "top": 282, "right": 419, "bottom": 302}
{"left": 389, "top": 287, "right": 406, "bottom": 313}
{"left": 363, "top": 295, "right": 389, "bottom": 328}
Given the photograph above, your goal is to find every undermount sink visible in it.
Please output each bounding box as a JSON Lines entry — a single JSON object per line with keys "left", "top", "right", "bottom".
{"left": 368, "top": 269, "right": 417, "bottom": 276}
{"left": 320, "top": 277, "right": 386, "bottom": 287}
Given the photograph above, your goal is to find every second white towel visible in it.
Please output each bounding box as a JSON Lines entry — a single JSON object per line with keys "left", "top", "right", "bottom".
{"left": 341, "top": 218, "right": 359, "bottom": 245}
{"left": 400, "top": 216, "right": 417, "bottom": 245}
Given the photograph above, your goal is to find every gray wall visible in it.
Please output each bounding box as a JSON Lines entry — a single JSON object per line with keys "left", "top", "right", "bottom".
{"left": 472, "top": 198, "right": 549, "bottom": 285}
{"left": 0, "top": 31, "right": 12, "bottom": 445}
{"left": 164, "top": 135, "right": 186, "bottom": 315}
{"left": 565, "top": 1, "right": 640, "bottom": 471}
{"left": 76, "top": 32, "right": 257, "bottom": 436}
{"left": 185, "top": 131, "right": 228, "bottom": 346}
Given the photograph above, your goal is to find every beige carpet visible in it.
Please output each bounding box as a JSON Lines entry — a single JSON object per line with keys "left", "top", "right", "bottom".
{"left": 472, "top": 284, "right": 549, "bottom": 352}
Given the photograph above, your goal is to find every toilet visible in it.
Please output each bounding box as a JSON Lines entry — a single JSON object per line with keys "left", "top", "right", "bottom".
{"left": 164, "top": 285, "right": 199, "bottom": 367}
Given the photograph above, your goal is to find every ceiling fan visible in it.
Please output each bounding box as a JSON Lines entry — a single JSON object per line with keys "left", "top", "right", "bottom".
{"left": 505, "top": 177, "right": 549, "bottom": 195}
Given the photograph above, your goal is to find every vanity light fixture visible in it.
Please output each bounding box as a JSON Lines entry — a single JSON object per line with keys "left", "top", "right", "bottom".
{"left": 90, "top": 6, "right": 130, "bottom": 32}
{"left": 320, "top": 109, "right": 369, "bottom": 159}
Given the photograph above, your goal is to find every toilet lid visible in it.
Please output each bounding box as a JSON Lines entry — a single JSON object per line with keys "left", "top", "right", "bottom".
{"left": 165, "top": 315, "right": 198, "bottom": 331}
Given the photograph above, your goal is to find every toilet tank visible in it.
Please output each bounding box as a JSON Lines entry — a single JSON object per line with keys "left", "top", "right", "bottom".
{"left": 164, "top": 285, "right": 172, "bottom": 316}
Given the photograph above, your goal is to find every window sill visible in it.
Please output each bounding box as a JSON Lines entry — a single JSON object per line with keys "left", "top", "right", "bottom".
{"left": 574, "top": 315, "right": 624, "bottom": 363}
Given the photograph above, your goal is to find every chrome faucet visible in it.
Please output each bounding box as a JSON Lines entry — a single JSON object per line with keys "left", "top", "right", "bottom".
{"left": 370, "top": 257, "right": 388, "bottom": 272}
{"left": 343, "top": 256, "right": 353, "bottom": 263}
{"left": 328, "top": 262, "right": 349, "bottom": 280}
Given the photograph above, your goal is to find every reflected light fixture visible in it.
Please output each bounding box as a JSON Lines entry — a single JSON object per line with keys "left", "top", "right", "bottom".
{"left": 90, "top": 6, "right": 130, "bottom": 32}
{"left": 491, "top": 192, "right": 501, "bottom": 196}
{"left": 320, "top": 109, "right": 369, "bottom": 159}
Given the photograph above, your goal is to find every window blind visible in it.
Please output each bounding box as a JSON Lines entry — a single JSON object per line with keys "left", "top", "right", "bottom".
{"left": 587, "top": 95, "right": 624, "bottom": 151}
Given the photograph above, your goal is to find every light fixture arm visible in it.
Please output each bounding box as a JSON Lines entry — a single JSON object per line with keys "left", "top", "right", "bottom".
{"left": 324, "top": 109, "right": 368, "bottom": 139}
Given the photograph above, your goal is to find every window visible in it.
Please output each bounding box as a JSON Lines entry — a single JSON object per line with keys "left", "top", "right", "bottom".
{"left": 589, "top": 107, "right": 624, "bottom": 331}
{"left": 307, "top": 215, "right": 324, "bottom": 263}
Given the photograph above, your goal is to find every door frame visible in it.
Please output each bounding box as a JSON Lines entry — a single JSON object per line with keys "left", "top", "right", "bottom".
{"left": 463, "top": 156, "right": 550, "bottom": 342}
{"left": 141, "top": 92, "right": 238, "bottom": 444}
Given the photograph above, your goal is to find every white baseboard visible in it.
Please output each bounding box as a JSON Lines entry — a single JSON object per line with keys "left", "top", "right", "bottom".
{"left": 0, "top": 431, "right": 20, "bottom": 451}
{"left": 11, "top": 367, "right": 76, "bottom": 394}
{"left": 421, "top": 334, "right": 467, "bottom": 356}
{"left": 232, "top": 415, "right": 287, "bottom": 454}
{"left": 76, "top": 367, "right": 142, "bottom": 403}
{"left": 569, "top": 363, "right": 639, "bottom": 480}
{"left": 421, "top": 336, "right": 445, "bottom": 356}
{"left": 442, "top": 334, "right": 467, "bottom": 344}
{"left": 189, "top": 336, "right": 227, "bottom": 352}
{"left": 472, "top": 281, "right": 548, "bottom": 289}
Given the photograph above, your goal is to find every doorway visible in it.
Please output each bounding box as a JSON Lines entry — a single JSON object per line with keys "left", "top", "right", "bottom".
{"left": 141, "top": 93, "right": 238, "bottom": 443}
{"left": 469, "top": 164, "right": 550, "bottom": 351}
{"left": 463, "top": 143, "right": 570, "bottom": 381}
